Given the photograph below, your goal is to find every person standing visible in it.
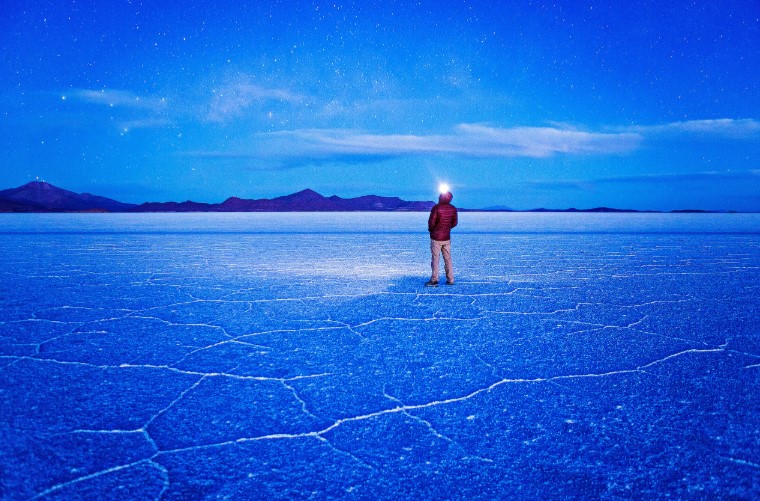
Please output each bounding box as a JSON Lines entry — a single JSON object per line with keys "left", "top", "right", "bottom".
{"left": 426, "top": 190, "right": 458, "bottom": 286}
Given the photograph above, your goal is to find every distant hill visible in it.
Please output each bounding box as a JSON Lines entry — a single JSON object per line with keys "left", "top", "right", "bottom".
{"left": 129, "top": 200, "right": 215, "bottom": 212}
{"left": 209, "top": 189, "right": 342, "bottom": 212}
{"left": 479, "top": 205, "right": 514, "bottom": 212}
{"left": 0, "top": 181, "right": 736, "bottom": 213}
{"left": 0, "top": 182, "right": 436, "bottom": 213}
{"left": 129, "top": 189, "right": 436, "bottom": 212}
{"left": 327, "top": 193, "right": 435, "bottom": 212}
{"left": 0, "top": 181, "right": 136, "bottom": 212}
{"left": 527, "top": 207, "right": 648, "bottom": 213}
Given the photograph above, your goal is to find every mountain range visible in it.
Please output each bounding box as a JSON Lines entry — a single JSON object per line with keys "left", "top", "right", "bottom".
{"left": 0, "top": 182, "right": 435, "bottom": 213}
{"left": 0, "top": 181, "right": 733, "bottom": 213}
{"left": 0, "top": 182, "right": 135, "bottom": 212}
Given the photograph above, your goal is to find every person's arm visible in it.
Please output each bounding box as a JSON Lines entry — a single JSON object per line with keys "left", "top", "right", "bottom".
{"left": 451, "top": 207, "right": 458, "bottom": 229}
{"left": 428, "top": 206, "right": 438, "bottom": 232}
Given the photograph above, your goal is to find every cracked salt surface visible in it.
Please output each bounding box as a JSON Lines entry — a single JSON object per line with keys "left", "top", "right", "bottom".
{"left": 1, "top": 213, "right": 759, "bottom": 499}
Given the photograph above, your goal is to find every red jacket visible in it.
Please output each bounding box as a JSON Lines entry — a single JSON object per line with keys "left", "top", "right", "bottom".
{"left": 428, "top": 201, "right": 458, "bottom": 241}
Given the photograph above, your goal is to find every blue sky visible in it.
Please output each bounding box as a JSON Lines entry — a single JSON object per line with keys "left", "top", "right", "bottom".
{"left": 1, "top": 0, "right": 759, "bottom": 210}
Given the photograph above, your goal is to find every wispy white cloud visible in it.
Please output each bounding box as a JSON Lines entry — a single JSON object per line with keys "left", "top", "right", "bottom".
{"left": 206, "top": 79, "right": 306, "bottom": 122}
{"left": 119, "top": 118, "right": 175, "bottom": 131}
{"left": 623, "top": 118, "right": 760, "bottom": 138}
{"left": 528, "top": 169, "right": 760, "bottom": 192}
{"left": 598, "top": 169, "right": 760, "bottom": 184}
{"left": 66, "top": 89, "right": 169, "bottom": 111}
{"left": 188, "top": 124, "right": 642, "bottom": 165}
{"left": 455, "top": 124, "right": 642, "bottom": 156}
{"left": 182, "top": 117, "right": 759, "bottom": 169}
{"left": 181, "top": 124, "right": 642, "bottom": 169}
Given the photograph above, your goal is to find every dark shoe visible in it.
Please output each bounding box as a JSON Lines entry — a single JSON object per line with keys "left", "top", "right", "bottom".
{"left": 446, "top": 280, "right": 454, "bottom": 285}
{"left": 424, "top": 280, "right": 439, "bottom": 287}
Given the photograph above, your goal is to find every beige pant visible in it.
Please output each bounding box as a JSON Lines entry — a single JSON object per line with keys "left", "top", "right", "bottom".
{"left": 430, "top": 239, "right": 454, "bottom": 283}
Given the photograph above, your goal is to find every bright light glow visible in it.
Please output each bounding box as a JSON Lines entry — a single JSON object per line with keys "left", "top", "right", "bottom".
{"left": 438, "top": 183, "right": 451, "bottom": 194}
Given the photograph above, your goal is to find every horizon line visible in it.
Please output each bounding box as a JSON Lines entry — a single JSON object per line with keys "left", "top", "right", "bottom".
{"left": 0, "top": 180, "right": 755, "bottom": 214}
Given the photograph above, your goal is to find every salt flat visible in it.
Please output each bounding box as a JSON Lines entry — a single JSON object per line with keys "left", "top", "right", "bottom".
{"left": 1, "top": 213, "right": 759, "bottom": 499}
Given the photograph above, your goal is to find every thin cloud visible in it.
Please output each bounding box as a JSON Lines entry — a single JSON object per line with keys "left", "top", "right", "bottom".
{"left": 597, "top": 169, "right": 760, "bottom": 184}
{"left": 624, "top": 118, "right": 760, "bottom": 138}
{"left": 119, "top": 118, "right": 175, "bottom": 131}
{"left": 206, "top": 82, "right": 306, "bottom": 122}
{"left": 180, "top": 118, "right": 760, "bottom": 169}
{"left": 186, "top": 124, "right": 642, "bottom": 166}
{"left": 66, "top": 89, "right": 168, "bottom": 111}
{"left": 524, "top": 180, "right": 598, "bottom": 192}
{"left": 528, "top": 170, "right": 760, "bottom": 191}
{"left": 455, "top": 124, "right": 642, "bottom": 156}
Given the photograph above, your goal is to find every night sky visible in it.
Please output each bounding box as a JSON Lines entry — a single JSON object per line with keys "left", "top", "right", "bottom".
{"left": 2, "top": 0, "right": 759, "bottom": 210}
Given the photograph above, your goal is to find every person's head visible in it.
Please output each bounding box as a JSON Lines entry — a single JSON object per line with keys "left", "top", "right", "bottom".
{"left": 439, "top": 191, "right": 453, "bottom": 204}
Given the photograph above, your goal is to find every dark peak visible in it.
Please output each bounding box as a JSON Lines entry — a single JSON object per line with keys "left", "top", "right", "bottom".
{"left": 22, "top": 180, "right": 51, "bottom": 188}
{"left": 1, "top": 181, "right": 75, "bottom": 199}
{"left": 275, "top": 189, "right": 326, "bottom": 201}
{"left": 221, "top": 196, "right": 245, "bottom": 203}
{"left": 291, "top": 188, "right": 323, "bottom": 197}
{"left": 12, "top": 180, "right": 70, "bottom": 193}
{"left": 218, "top": 195, "right": 257, "bottom": 205}
{"left": 0, "top": 180, "right": 134, "bottom": 212}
